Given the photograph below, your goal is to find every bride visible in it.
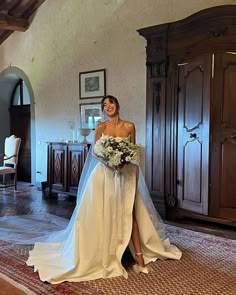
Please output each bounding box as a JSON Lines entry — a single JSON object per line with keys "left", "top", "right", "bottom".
{"left": 26, "top": 95, "right": 182, "bottom": 284}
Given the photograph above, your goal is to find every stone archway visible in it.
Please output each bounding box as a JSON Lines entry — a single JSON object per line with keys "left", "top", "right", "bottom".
{"left": 0, "top": 66, "right": 36, "bottom": 184}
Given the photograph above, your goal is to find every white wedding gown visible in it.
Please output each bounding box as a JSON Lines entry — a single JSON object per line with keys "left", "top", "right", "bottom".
{"left": 25, "top": 136, "right": 182, "bottom": 283}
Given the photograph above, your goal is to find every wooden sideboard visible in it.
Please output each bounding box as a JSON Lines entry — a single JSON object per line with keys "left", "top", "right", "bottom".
{"left": 47, "top": 142, "right": 90, "bottom": 196}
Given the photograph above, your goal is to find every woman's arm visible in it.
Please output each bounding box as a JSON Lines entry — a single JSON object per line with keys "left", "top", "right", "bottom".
{"left": 124, "top": 121, "right": 136, "bottom": 144}
{"left": 92, "top": 122, "right": 111, "bottom": 167}
{"left": 130, "top": 122, "right": 136, "bottom": 144}
{"left": 94, "top": 122, "right": 105, "bottom": 144}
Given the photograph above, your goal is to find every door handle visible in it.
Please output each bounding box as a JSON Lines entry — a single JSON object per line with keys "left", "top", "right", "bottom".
{"left": 190, "top": 133, "right": 197, "bottom": 139}
{"left": 230, "top": 133, "right": 236, "bottom": 140}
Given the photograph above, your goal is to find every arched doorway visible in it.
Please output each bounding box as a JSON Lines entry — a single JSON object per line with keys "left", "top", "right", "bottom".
{"left": 0, "top": 67, "right": 36, "bottom": 184}
{"left": 10, "top": 79, "right": 31, "bottom": 182}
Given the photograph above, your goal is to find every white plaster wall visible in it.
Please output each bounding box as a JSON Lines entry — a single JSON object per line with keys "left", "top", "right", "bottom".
{"left": 0, "top": 81, "right": 11, "bottom": 152}
{"left": 0, "top": 0, "right": 235, "bottom": 182}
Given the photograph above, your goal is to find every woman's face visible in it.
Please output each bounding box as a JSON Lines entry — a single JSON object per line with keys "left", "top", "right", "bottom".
{"left": 103, "top": 98, "right": 118, "bottom": 117}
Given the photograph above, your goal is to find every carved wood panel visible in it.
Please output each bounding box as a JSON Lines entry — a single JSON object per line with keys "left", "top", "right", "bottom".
{"left": 151, "top": 81, "right": 165, "bottom": 194}
{"left": 67, "top": 145, "right": 89, "bottom": 194}
{"left": 222, "top": 59, "right": 236, "bottom": 128}
{"left": 47, "top": 142, "right": 89, "bottom": 196}
{"left": 145, "top": 73, "right": 166, "bottom": 217}
{"left": 50, "top": 144, "right": 66, "bottom": 193}
{"left": 177, "top": 55, "right": 211, "bottom": 214}
{"left": 210, "top": 52, "right": 236, "bottom": 220}
{"left": 220, "top": 141, "right": 236, "bottom": 208}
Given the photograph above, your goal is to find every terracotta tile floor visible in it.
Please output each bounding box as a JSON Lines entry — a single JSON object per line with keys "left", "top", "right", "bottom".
{"left": 0, "top": 277, "right": 28, "bottom": 295}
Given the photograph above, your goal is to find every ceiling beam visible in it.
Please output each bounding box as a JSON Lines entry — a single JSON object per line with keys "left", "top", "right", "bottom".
{"left": 0, "top": 14, "right": 28, "bottom": 32}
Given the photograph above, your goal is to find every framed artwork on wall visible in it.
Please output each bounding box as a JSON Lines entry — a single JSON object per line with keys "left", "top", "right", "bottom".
{"left": 80, "top": 102, "right": 103, "bottom": 129}
{"left": 79, "top": 69, "right": 106, "bottom": 99}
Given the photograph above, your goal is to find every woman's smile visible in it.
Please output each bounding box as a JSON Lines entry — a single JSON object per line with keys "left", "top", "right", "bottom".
{"left": 104, "top": 101, "right": 117, "bottom": 116}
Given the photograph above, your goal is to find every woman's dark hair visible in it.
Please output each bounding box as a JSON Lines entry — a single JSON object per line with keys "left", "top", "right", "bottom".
{"left": 101, "top": 95, "right": 120, "bottom": 112}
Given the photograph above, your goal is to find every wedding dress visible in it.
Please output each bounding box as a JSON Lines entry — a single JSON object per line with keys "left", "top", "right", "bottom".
{"left": 25, "top": 135, "right": 181, "bottom": 283}
{"left": 0, "top": 135, "right": 182, "bottom": 284}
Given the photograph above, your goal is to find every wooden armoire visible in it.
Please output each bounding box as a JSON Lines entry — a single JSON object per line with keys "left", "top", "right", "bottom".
{"left": 138, "top": 5, "right": 236, "bottom": 224}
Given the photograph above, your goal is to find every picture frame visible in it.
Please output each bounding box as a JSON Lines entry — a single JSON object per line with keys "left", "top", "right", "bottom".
{"left": 79, "top": 69, "right": 106, "bottom": 99}
{"left": 80, "top": 103, "right": 103, "bottom": 129}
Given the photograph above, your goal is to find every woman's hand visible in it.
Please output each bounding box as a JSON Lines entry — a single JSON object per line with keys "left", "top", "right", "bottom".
{"left": 113, "top": 163, "right": 124, "bottom": 171}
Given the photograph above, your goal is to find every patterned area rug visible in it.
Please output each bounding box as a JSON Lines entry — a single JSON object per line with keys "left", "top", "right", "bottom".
{"left": 0, "top": 225, "right": 235, "bottom": 295}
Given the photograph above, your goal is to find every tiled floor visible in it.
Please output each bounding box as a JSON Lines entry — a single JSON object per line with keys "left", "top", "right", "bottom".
{"left": 0, "top": 182, "right": 235, "bottom": 240}
{"left": 0, "top": 182, "right": 75, "bottom": 219}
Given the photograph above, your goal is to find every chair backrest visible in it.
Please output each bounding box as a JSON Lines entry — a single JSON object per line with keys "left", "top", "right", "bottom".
{"left": 4, "top": 135, "right": 21, "bottom": 167}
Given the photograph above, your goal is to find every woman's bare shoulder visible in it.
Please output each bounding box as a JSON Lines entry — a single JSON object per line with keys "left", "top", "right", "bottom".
{"left": 96, "top": 121, "right": 106, "bottom": 132}
{"left": 123, "top": 120, "right": 135, "bottom": 130}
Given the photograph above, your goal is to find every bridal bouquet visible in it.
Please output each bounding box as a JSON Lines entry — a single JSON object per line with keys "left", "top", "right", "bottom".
{"left": 94, "top": 135, "right": 140, "bottom": 167}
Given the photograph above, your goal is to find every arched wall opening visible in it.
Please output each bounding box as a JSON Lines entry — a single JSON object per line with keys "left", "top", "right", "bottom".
{"left": 0, "top": 66, "right": 36, "bottom": 184}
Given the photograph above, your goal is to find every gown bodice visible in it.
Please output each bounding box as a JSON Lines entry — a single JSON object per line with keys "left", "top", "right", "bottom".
{"left": 101, "top": 133, "right": 131, "bottom": 141}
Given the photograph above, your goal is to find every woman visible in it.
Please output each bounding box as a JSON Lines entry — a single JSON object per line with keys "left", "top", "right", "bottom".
{"left": 95, "top": 95, "right": 147, "bottom": 272}
{"left": 26, "top": 95, "right": 182, "bottom": 283}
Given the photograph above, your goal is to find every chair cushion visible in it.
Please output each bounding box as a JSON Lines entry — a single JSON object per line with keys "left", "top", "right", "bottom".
{"left": 4, "top": 135, "right": 21, "bottom": 165}
{"left": 0, "top": 167, "right": 15, "bottom": 174}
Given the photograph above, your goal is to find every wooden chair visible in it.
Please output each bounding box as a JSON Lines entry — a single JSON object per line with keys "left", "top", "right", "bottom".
{"left": 0, "top": 135, "right": 21, "bottom": 190}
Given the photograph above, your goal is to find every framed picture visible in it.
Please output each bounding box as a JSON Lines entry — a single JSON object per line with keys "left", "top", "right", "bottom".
{"left": 79, "top": 69, "right": 106, "bottom": 99}
{"left": 80, "top": 103, "right": 103, "bottom": 129}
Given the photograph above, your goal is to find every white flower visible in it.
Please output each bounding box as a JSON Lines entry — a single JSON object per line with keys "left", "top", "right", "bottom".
{"left": 116, "top": 137, "right": 123, "bottom": 143}
{"left": 125, "top": 156, "right": 131, "bottom": 162}
{"left": 94, "top": 135, "right": 140, "bottom": 167}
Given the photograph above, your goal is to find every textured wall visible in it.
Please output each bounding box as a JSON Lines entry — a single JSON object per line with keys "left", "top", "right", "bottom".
{"left": 0, "top": 81, "right": 11, "bottom": 152}
{"left": 0, "top": 0, "right": 235, "bottom": 182}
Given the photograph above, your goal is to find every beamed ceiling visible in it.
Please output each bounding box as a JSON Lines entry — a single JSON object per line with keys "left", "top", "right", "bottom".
{"left": 0, "top": 0, "right": 45, "bottom": 46}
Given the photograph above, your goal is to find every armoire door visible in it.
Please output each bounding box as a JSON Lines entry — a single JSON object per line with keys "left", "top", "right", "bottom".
{"left": 210, "top": 52, "right": 236, "bottom": 220}
{"left": 177, "top": 54, "right": 211, "bottom": 215}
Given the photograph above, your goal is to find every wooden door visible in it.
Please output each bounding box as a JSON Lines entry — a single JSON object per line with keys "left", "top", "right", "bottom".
{"left": 177, "top": 55, "right": 211, "bottom": 215}
{"left": 9, "top": 105, "right": 31, "bottom": 182}
{"left": 210, "top": 52, "right": 236, "bottom": 220}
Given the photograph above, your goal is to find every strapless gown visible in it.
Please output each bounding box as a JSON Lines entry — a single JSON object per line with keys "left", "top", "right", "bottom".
{"left": 26, "top": 139, "right": 182, "bottom": 284}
